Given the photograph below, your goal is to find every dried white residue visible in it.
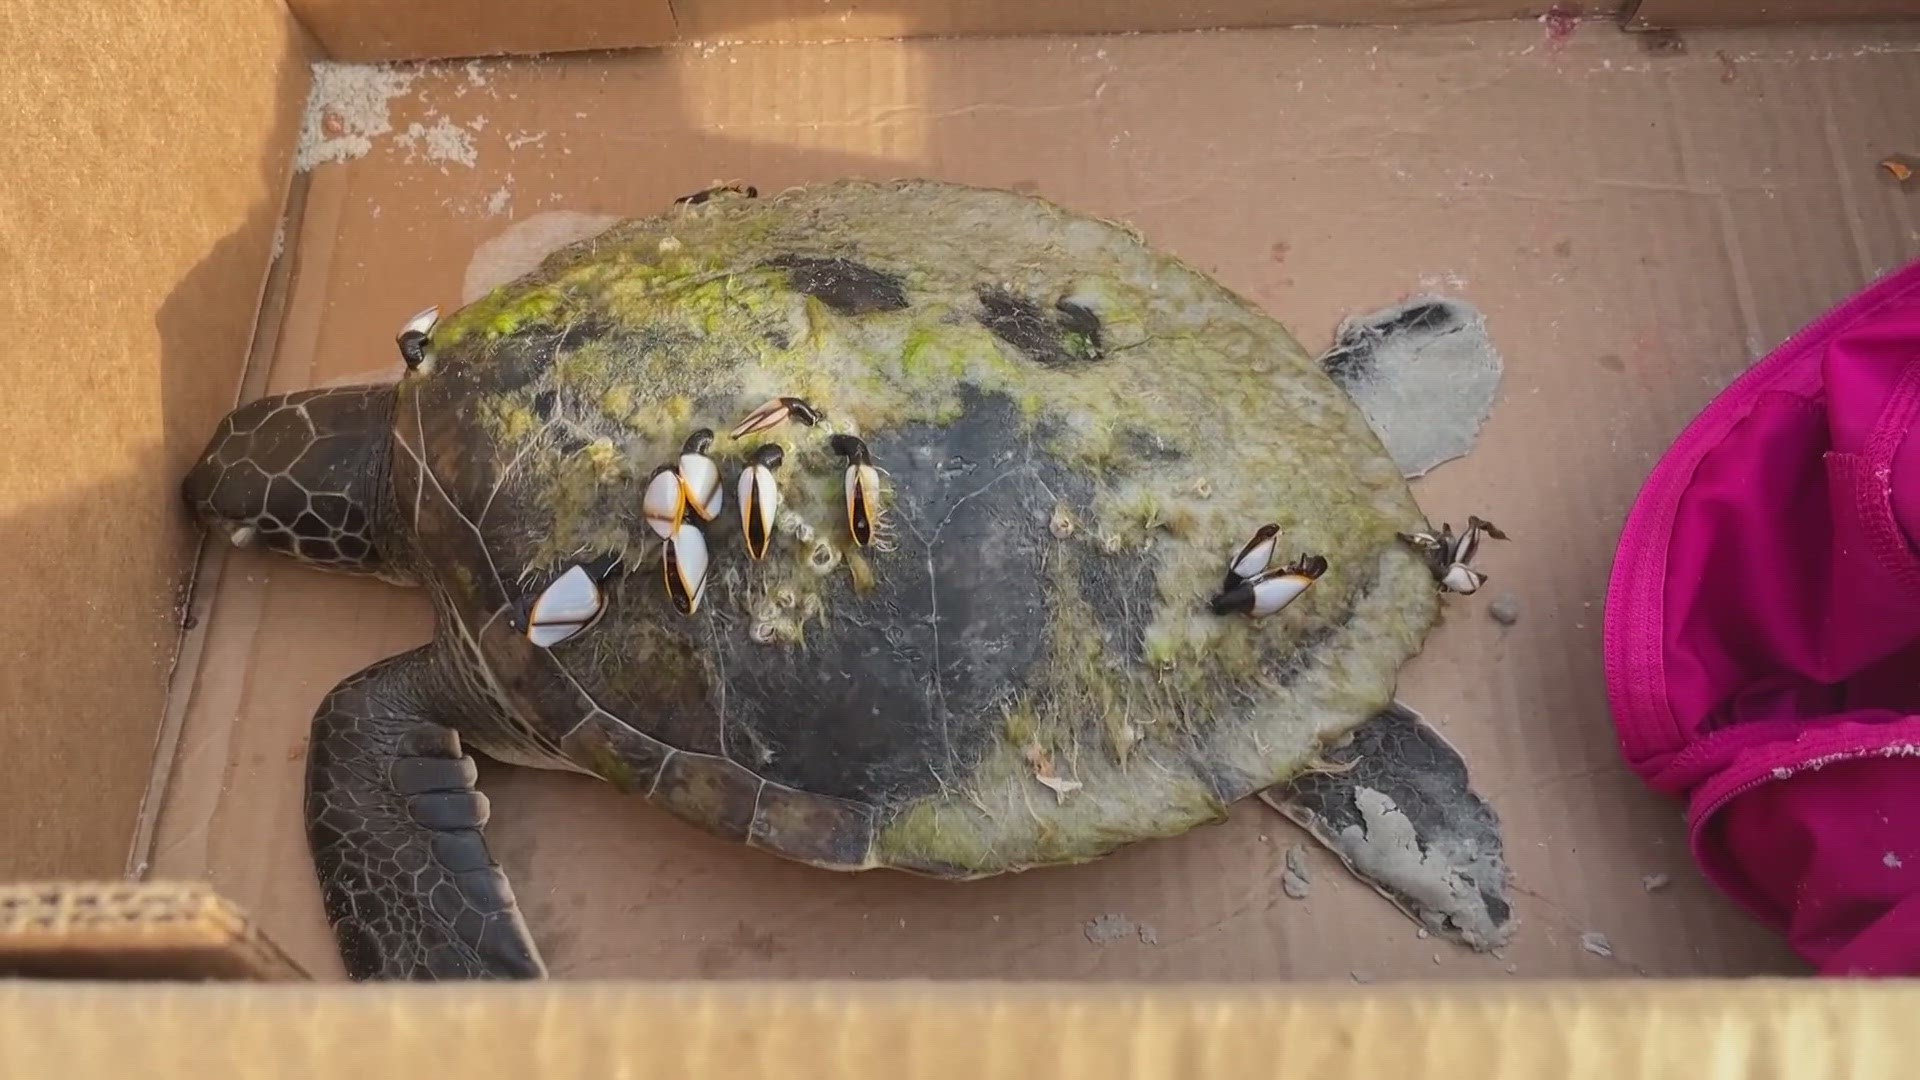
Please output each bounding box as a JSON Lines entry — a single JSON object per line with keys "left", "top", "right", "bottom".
{"left": 295, "top": 61, "right": 420, "bottom": 171}
{"left": 1281, "top": 844, "right": 1313, "bottom": 900}
{"left": 396, "top": 117, "right": 478, "bottom": 169}
{"left": 1887, "top": 851, "right": 1905, "bottom": 869}
{"left": 1580, "top": 931, "right": 1614, "bottom": 958}
{"left": 1084, "top": 913, "right": 1158, "bottom": 947}
{"left": 1641, "top": 872, "right": 1670, "bottom": 892}
{"left": 484, "top": 183, "right": 514, "bottom": 217}
{"left": 506, "top": 130, "right": 548, "bottom": 150}
{"left": 270, "top": 220, "right": 286, "bottom": 262}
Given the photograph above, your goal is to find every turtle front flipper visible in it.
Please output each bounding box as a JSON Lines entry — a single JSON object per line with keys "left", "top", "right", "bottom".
{"left": 305, "top": 646, "right": 545, "bottom": 981}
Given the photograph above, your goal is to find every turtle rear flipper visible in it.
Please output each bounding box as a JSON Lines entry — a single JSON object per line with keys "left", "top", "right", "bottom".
{"left": 305, "top": 647, "right": 545, "bottom": 981}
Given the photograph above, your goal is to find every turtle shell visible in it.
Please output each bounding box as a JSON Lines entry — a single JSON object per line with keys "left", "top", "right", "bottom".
{"left": 388, "top": 179, "right": 1438, "bottom": 878}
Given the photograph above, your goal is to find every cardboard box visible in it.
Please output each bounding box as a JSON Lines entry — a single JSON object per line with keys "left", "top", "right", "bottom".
{"left": 7, "top": 0, "right": 1920, "bottom": 1071}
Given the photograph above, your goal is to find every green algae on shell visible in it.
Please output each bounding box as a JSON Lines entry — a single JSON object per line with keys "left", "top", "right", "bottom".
{"left": 387, "top": 178, "right": 1439, "bottom": 879}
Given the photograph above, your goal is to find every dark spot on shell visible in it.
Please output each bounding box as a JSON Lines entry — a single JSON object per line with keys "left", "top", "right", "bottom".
{"left": 707, "top": 388, "right": 1053, "bottom": 808}
{"left": 975, "top": 288, "right": 1103, "bottom": 366}
{"left": 292, "top": 510, "right": 332, "bottom": 540}
{"left": 765, "top": 255, "right": 909, "bottom": 315}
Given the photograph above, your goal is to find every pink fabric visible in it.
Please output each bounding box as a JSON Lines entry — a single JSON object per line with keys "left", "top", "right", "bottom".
{"left": 1605, "top": 258, "right": 1920, "bottom": 977}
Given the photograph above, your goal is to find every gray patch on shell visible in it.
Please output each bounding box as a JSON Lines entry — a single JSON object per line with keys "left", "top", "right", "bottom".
{"left": 1318, "top": 296, "right": 1500, "bottom": 479}
{"left": 1261, "top": 702, "right": 1514, "bottom": 951}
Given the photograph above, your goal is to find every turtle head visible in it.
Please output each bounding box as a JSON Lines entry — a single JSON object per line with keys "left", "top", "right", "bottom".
{"left": 182, "top": 385, "right": 409, "bottom": 580}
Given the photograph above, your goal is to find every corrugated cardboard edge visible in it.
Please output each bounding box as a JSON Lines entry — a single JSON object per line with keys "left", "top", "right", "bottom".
{"left": 289, "top": 0, "right": 1589, "bottom": 61}
{"left": 0, "top": 881, "right": 309, "bottom": 981}
{"left": 0, "top": 978, "right": 1916, "bottom": 1075}
{"left": 1628, "top": 0, "right": 1920, "bottom": 26}
{"left": 127, "top": 170, "right": 316, "bottom": 884}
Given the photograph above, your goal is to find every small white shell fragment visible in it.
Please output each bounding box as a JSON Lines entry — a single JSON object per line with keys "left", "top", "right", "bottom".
{"left": 1580, "top": 931, "right": 1614, "bottom": 959}
{"left": 1036, "top": 774, "right": 1083, "bottom": 802}
{"left": 643, "top": 468, "right": 685, "bottom": 540}
{"left": 230, "top": 525, "right": 256, "bottom": 548}
{"left": 1249, "top": 572, "right": 1315, "bottom": 617}
{"left": 679, "top": 452, "right": 723, "bottom": 521}
{"left": 525, "top": 564, "right": 604, "bottom": 647}
{"left": 663, "top": 521, "right": 709, "bottom": 615}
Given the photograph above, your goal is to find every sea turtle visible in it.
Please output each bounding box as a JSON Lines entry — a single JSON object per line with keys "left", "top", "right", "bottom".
{"left": 181, "top": 179, "right": 1498, "bottom": 980}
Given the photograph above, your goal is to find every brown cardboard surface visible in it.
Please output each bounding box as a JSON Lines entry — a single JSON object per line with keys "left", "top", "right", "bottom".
{"left": 150, "top": 20, "right": 1920, "bottom": 982}
{"left": 0, "top": 0, "right": 309, "bottom": 880}
{"left": 286, "top": 0, "right": 1590, "bottom": 62}
{"left": 0, "top": 881, "right": 307, "bottom": 981}
{"left": 1631, "top": 0, "right": 1920, "bottom": 28}
{"left": 5, "top": 979, "right": 1920, "bottom": 1077}
{"left": 666, "top": 0, "right": 1573, "bottom": 46}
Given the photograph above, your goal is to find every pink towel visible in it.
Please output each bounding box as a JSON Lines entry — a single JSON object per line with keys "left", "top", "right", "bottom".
{"left": 1605, "top": 259, "right": 1920, "bottom": 976}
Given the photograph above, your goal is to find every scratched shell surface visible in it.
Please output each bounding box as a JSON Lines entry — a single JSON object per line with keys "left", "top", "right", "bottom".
{"left": 387, "top": 178, "right": 1440, "bottom": 877}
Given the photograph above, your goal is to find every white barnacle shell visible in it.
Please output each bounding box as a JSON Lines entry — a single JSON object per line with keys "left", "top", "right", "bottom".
{"left": 643, "top": 466, "right": 685, "bottom": 540}
{"left": 1441, "top": 563, "right": 1485, "bottom": 595}
{"left": 679, "top": 452, "right": 723, "bottom": 522}
{"left": 525, "top": 564, "right": 605, "bottom": 647}
{"left": 845, "top": 463, "right": 881, "bottom": 546}
{"left": 1226, "top": 523, "right": 1281, "bottom": 586}
{"left": 738, "top": 461, "right": 780, "bottom": 560}
{"left": 807, "top": 539, "right": 840, "bottom": 574}
{"left": 1246, "top": 572, "right": 1317, "bottom": 618}
{"left": 663, "top": 522, "right": 709, "bottom": 615}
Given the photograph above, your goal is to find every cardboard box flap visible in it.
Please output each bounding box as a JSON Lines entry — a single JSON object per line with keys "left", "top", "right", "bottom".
{"left": 0, "top": 979, "right": 1917, "bottom": 1077}
{"left": 286, "top": 0, "right": 1575, "bottom": 62}
{"left": 0, "top": 881, "right": 308, "bottom": 981}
